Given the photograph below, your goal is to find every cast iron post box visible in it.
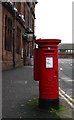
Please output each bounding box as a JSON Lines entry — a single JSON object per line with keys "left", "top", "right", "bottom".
{"left": 34, "top": 47, "right": 39, "bottom": 81}
{"left": 34, "top": 39, "right": 61, "bottom": 109}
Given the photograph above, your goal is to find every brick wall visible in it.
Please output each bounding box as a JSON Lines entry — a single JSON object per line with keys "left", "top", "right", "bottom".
{"left": 2, "top": 7, "right": 13, "bottom": 70}
{"left": 2, "top": 5, "right": 24, "bottom": 70}
{"left": 2, "top": 2, "right": 36, "bottom": 70}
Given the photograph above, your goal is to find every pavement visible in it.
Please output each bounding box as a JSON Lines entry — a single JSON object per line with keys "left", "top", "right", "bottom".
{"left": 2, "top": 66, "right": 73, "bottom": 119}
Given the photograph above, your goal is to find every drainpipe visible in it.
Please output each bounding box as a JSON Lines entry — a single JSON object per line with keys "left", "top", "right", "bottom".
{"left": 12, "top": 7, "right": 17, "bottom": 68}
{"left": 12, "top": 26, "right": 15, "bottom": 68}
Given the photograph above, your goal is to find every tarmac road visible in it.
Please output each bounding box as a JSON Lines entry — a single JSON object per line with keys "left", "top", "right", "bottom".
{"left": 58, "top": 59, "right": 74, "bottom": 98}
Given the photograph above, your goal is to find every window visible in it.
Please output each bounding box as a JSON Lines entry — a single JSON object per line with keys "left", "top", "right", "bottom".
{"left": 58, "top": 50, "right": 61, "bottom": 53}
{"left": 17, "top": 2, "right": 21, "bottom": 14}
{"left": 5, "top": 15, "right": 7, "bottom": 50}
{"left": 16, "top": 26, "right": 21, "bottom": 54}
{"left": 5, "top": 16, "right": 12, "bottom": 51}
{"left": 24, "top": 3, "right": 25, "bottom": 20}
{"left": 71, "top": 50, "right": 72, "bottom": 53}
{"left": 66, "top": 50, "right": 68, "bottom": 53}
{"left": 68, "top": 50, "right": 71, "bottom": 53}
{"left": 73, "top": 50, "right": 74, "bottom": 53}
{"left": 27, "top": 2, "right": 30, "bottom": 6}
{"left": 13, "top": 2, "right": 15, "bottom": 6}
{"left": 28, "top": 10, "right": 29, "bottom": 26}
{"left": 32, "top": 18, "right": 34, "bottom": 32}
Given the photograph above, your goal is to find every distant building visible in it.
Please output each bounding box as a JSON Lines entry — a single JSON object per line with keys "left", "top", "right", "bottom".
{"left": 1, "top": 1, "right": 37, "bottom": 70}
{"left": 58, "top": 43, "right": 74, "bottom": 58}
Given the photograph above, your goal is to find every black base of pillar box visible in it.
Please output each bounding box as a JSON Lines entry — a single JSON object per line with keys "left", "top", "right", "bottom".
{"left": 39, "top": 98, "right": 59, "bottom": 109}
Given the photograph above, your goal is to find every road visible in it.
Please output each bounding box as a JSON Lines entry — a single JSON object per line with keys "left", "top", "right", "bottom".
{"left": 58, "top": 59, "right": 74, "bottom": 99}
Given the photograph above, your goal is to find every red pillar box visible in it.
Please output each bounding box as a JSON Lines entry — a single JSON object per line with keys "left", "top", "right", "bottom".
{"left": 35, "top": 39, "right": 61, "bottom": 109}
{"left": 34, "top": 48, "right": 40, "bottom": 81}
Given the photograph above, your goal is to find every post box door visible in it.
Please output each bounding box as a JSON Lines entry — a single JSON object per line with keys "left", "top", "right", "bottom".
{"left": 39, "top": 50, "right": 59, "bottom": 99}
{"left": 45, "top": 54, "right": 58, "bottom": 82}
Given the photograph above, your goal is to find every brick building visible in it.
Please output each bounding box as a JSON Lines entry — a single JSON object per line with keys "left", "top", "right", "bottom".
{"left": 58, "top": 43, "right": 74, "bottom": 58}
{"left": 1, "top": 1, "right": 37, "bottom": 70}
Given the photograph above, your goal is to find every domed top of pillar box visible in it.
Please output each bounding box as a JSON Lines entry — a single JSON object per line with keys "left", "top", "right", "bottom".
{"left": 35, "top": 39, "right": 61, "bottom": 47}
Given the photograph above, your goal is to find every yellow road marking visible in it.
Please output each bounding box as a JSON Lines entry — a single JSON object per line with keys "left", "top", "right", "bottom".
{"left": 59, "top": 91, "right": 74, "bottom": 109}
{"left": 59, "top": 87, "right": 74, "bottom": 103}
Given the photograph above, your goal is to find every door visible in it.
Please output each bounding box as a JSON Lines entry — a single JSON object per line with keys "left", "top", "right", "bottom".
{"left": 39, "top": 50, "right": 59, "bottom": 99}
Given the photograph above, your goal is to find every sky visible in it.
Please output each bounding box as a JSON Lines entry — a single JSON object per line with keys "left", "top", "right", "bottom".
{"left": 35, "top": 0, "right": 73, "bottom": 43}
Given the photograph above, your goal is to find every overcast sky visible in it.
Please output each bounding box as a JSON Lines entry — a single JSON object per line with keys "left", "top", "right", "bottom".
{"left": 35, "top": 0, "right": 72, "bottom": 43}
